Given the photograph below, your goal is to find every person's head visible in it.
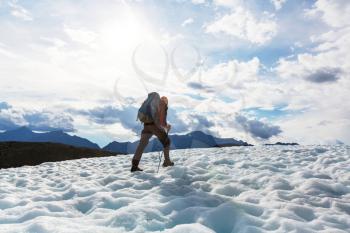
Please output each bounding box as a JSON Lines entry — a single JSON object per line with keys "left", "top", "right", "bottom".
{"left": 161, "top": 96, "right": 168, "bottom": 106}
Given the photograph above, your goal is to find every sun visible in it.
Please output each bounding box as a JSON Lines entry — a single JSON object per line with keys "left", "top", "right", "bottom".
{"left": 99, "top": 3, "right": 154, "bottom": 53}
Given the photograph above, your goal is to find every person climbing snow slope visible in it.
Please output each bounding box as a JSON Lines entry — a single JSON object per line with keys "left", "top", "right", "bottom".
{"left": 131, "top": 92, "right": 174, "bottom": 172}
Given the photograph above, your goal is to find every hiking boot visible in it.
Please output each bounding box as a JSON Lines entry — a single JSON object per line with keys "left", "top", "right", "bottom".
{"left": 131, "top": 159, "right": 143, "bottom": 172}
{"left": 162, "top": 160, "right": 174, "bottom": 167}
{"left": 131, "top": 166, "right": 143, "bottom": 172}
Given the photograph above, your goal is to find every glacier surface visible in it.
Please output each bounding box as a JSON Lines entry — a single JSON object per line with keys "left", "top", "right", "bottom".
{"left": 0, "top": 145, "right": 350, "bottom": 233}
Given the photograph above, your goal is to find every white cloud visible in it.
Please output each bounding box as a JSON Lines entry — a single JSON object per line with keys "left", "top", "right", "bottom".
{"left": 182, "top": 18, "right": 194, "bottom": 27}
{"left": 0, "top": 43, "right": 19, "bottom": 58}
{"left": 191, "top": 0, "right": 206, "bottom": 5}
{"left": 235, "top": 114, "right": 282, "bottom": 139}
{"left": 205, "top": 7, "right": 277, "bottom": 45}
{"left": 212, "top": 0, "right": 242, "bottom": 8}
{"left": 306, "top": 0, "right": 350, "bottom": 28}
{"left": 0, "top": 103, "right": 75, "bottom": 132}
{"left": 270, "top": 0, "right": 287, "bottom": 11}
{"left": 0, "top": 0, "right": 349, "bottom": 145}
{"left": 199, "top": 57, "right": 260, "bottom": 90}
{"left": 277, "top": 106, "right": 350, "bottom": 145}
{"left": 64, "top": 26, "right": 97, "bottom": 45}
{"left": 8, "top": 1, "right": 32, "bottom": 21}
{"left": 273, "top": 8, "right": 350, "bottom": 144}
{"left": 277, "top": 1, "right": 350, "bottom": 85}
{"left": 276, "top": 27, "right": 350, "bottom": 82}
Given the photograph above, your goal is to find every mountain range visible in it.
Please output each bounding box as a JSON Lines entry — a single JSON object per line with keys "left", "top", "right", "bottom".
{"left": 104, "top": 131, "right": 252, "bottom": 153}
{"left": 0, "top": 127, "right": 252, "bottom": 154}
{"left": 265, "top": 142, "right": 299, "bottom": 146}
{"left": 0, "top": 127, "right": 100, "bottom": 149}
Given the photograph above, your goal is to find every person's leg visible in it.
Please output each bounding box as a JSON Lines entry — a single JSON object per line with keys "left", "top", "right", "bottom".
{"left": 131, "top": 126, "right": 152, "bottom": 172}
{"left": 133, "top": 132, "right": 152, "bottom": 161}
{"left": 151, "top": 125, "right": 173, "bottom": 166}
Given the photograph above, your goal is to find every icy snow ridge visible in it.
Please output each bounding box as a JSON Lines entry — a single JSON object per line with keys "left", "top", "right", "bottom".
{"left": 0, "top": 145, "right": 350, "bottom": 233}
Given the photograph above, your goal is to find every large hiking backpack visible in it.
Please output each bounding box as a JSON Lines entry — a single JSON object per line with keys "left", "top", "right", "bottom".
{"left": 137, "top": 92, "right": 161, "bottom": 124}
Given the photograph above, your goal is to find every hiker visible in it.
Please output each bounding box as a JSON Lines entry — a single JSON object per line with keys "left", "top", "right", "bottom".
{"left": 131, "top": 92, "right": 174, "bottom": 172}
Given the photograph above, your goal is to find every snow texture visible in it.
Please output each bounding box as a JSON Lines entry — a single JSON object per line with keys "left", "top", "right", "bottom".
{"left": 0, "top": 145, "right": 350, "bottom": 233}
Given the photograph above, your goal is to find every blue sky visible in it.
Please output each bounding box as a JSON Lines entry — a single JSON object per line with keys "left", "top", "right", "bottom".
{"left": 0, "top": 0, "right": 349, "bottom": 146}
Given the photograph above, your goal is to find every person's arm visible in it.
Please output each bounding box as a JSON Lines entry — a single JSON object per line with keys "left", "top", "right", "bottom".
{"left": 159, "top": 101, "right": 167, "bottom": 127}
{"left": 158, "top": 101, "right": 171, "bottom": 132}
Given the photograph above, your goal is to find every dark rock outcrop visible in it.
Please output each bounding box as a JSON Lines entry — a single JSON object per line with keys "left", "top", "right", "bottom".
{"left": 265, "top": 142, "right": 299, "bottom": 146}
{"left": 0, "top": 141, "right": 117, "bottom": 169}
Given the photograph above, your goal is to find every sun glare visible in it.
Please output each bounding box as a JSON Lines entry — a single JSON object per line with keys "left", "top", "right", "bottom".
{"left": 99, "top": 6, "right": 154, "bottom": 53}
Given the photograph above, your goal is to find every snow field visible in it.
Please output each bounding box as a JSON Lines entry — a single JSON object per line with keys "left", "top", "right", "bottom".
{"left": 0, "top": 145, "right": 349, "bottom": 232}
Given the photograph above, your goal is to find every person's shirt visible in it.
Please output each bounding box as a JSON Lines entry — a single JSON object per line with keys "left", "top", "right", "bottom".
{"left": 158, "top": 100, "right": 168, "bottom": 127}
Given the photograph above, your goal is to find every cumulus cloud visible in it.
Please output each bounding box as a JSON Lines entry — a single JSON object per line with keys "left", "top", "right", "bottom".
{"left": 0, "top": 0, "right": 349, "bottom": 145}
{"left": 276, "top": 53, "right": 347, "bottom": 85}
{"left": 24, "top": 112, "right": 75, "bottom": 132}
{"left": 167, "top": 108, "right": 191, "bottom": 133}
{"left": 306, "top": 0, "right": 350, "bottom": 28}
{"left": 212, "top": 0, "right": 242, "bottom": 8}
{"left": 182, "top": 18, "right": 194, "bottom": 27}
{"left": 0, "top": 102, "right": 11, "bottom": 110}
{"left": 187, "top": 82, "right": 206, "bottom": 90}
{"left": 74, "top": 104, "right": 218, "bottom": 136}
{"left": 168, "top": 110, "right": 217, "bottom": 135}
{"left": 0, "top": 115, "right": 19, "bottom": 130}
{"left": 199, "top": 57, "right": 260, "bottom": 89}
{"left": 0, "top": 103, "right": 75, "bottom": 132}
{"left": 270, "top": 0, "right": 287, "bottom": 10}
{"left": 272, "top": 23, "right": 350, "bottom": 142}
{"left": 73, "top": 105, "right": 141, "bottom": 133}
{"left": 74, "top": 105, "right": 191, "bottom": 134}
{"left": 187, "top": 82, "right": 214, "bottom": 93}
{"left": 305, "top": 68, "right": 342, "bottom": 83}
{"left": 205, "top": 7, "right": 277, "bottom": 45}
{"left": 190, "top": 113, "right": 215, "bottom": 128}
{"left": 277, "top": 107, "right": 350, "bottom": 145}
{"left": 276, "top": 1, "right": 350, "bottom": 87}
{"left": 175, "top": 57, "right": 260, "bottom": 103}
{"left": 191, "top": 0, "right": 206, "bottom": 5}
{"left": 235, "top": 114, "right": 282, "bottom": 139}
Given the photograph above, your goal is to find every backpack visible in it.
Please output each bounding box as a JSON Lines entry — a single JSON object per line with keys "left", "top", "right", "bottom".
{"left": 137, "top": 92, "right": 161, "bottom": 124}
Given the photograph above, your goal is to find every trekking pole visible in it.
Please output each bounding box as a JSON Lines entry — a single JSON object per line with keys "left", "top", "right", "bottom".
{"left": 157, "top": 128, "right": 169, "bottom": 173}
{"left": 157, "top": 151, "right": 163, "bottom": 173}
